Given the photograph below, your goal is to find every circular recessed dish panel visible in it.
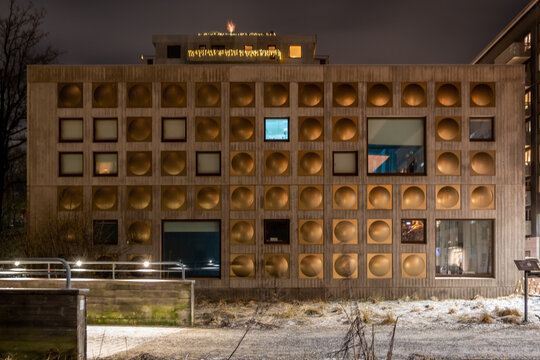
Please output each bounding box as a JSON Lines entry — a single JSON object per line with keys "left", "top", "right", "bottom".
{"left": 334, "top": 220, "right": 357, "bottom": 244}
{"left": 265, "top": 83, "right": 288, "bottom": 107}
{"left": 471, "top": 84, "right": 494, "bottom": 107}
{"left": 93, "top": 187, "right": 116, "bottom": 210}
{"left": 231, "top": 186, "right": 254, "bottom": 210}
{"left": 471, "top": 152, "right": 494, "bottom": 176}
{"left": 300, "top": 83, "right": 323, "bottom": 107}
{"left": 333, "top": 118, "right": 357, "bottom": 141}
{"left": 127, "top": 221, "right": 151, "bottom": 244}
{"left": 368, "top": 254, "right": 391, "bottom": 277}
{"left": 230, "top": 83, "right": 254, "bottom": 107}
{"left": 334, "top": 254, "right": 357, "bottom": 278}
{"left": 436, "top": 152, "right": 460, "bottom": 175}
{"left": 334, "top": 186, "right": 357, "bottom": 209}
{"left": 300, "top": 220, "right": 323, "bottom": 244}
{"left": 436, "top": 117, "right": 460, "bottom": 141}
{"left": 265, "top": 186, "right": 289, "bottom": 210}
{"left": 231, "top": 255, "right": 255, "bottom": 278}
{"left": 162, "top": 152, "right": 185, "bottom": 176}
{"left": 402, "top": 186, "right": 425, "bottom": 210}
{"left": 162, "top": 83, "right": 186, "bottom": 107}
{"left": 299, "top": 117, "right": 323, "bottom": 141}
{"left": 334, "top": 83, "right": 356, "bottom": 107}
{"left": 231, "top": 152, "right": 254, "bottom": 176}
{"left": 367, "top": 83, "right": 391, "bottom": 107}
{"left": 402, "top": 83, "right": 425, "bottom": 107}
{"left": 436, "top": 83, "right": 459, "bottom": 107}
{"left": 197, "top": 187, "right": 220, "bottom": 210}
{"left": 299, "top": 152, "right": 323, "bottom": 175}
{"left": 436, "top": 186, "right": 459, "bottom": 209}
{"left": 300, "top": 255, "right": 323, "bottom": 278}
{"left": 128, "top": 83, "right": 151, "bottom": 107}
{"left": 128, "top": 186, "right": 151, "bottom": 210}
{"left": 196, "top": 117, "right": 220, "bottom": 141}
{"left": 59, "top": 83, "right": 82, "bottom": 107}
{"left": 128, "top": 152, "right": 151, "bottom": 176}
{"left": 127, "top": 117, "right": 151, "bottom": 142}
{"left": 402, "top": 254, "right": 425, "bottom": 277}
{"left": 265, "top": 152, "right": 289, "bottom": 176}
{"left": 197, "top": 83, "right": 220, "bottom": 107}
{"left": 162, "top": 186, "right": 186, "bottom": 210}
{"left": 230, "top": 117, "right": 254, "bottom": 141}
{"left": 231, "top": 221, "right": 255, "bottom": 244}
{"left": 368, "top": 186, "right": 391, "bottom": 209}
{"left": 368, "top": 220, "right": 391, "bottom": 243}
{"left": 300, "top": 186, "right": 323, "bottom": 210}
{"left": 471, "top": 185, "right": 494, "bottom": 209}
{"left": 93, "top": 83, "right": 116, "bottom": 107}
{"left": 58, "top": 187, "right": 82, "bottom": 210}
{"left": 264, "top": 255, "right": 289, "bottom": 278}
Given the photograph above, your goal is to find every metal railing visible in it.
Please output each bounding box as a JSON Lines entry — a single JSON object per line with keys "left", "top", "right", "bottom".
{"left": 0, "top": 258, "right": 72, "bottom": 288}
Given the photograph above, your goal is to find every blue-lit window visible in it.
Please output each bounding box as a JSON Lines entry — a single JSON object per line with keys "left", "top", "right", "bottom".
{"left": 367, "top": 118, "right": 425, "bottom": 175}
{"left": 264, "top": 118, "right": 289, "bottom": 141}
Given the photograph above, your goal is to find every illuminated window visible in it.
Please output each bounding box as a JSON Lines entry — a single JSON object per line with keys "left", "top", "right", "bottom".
{"left": 244, "top": 45, "right": 253, "bottom": 51}
{"left": 167, "top": 45, "right": 181, "bottom": 59}
{"left": 59, "top": 118, "right": 83, "bottom": 142}
{"left": 525, "top": 89, "right": 531, "bottom": 110}
{"left": 93, "top": 220, "right": 118, "bottom": 245}
{"left": 401, "top": 219, "right": 426, "bottom": 244}
{"left": 525, "top": 145, "right": 531, "bottom": 166}
{"left": 59, "top": 152, "right": 83, "bottom": 176}
{"left": 93, "top": 118, "right": 117, "bottom": 142}
{"left": 264, "top": 219, "right": 290, "bottom": 244}
{"left": 94, "top": 152, "right": 118, "bottom": 176}
{"left": 162, "top": 118, "right": 186, "bottom": 142}
{"left": 526, "top": 118, "right": 532, "bottom": 134}
{"left": 264, "top": 118, "right": 289, "bottom": 141}
{"left": 196, "top": 151, "right": 221, "bottom": 176}
{"left": 199, "top": 44, "right": 206, "bottom": 50}
{"left": 267, "top": 45, "right": 276, "bottom": 50}
{"left": 289, "top": 45, "right": 302, "bottom": 58}
{"left": 524, "top": 32, "right": 531, "bottom": 52}
{"left": 333, "top": 151, "right": 358, "bottom": 175}
{"left": 469, "top": 117, "right": 493, "bottom": 141}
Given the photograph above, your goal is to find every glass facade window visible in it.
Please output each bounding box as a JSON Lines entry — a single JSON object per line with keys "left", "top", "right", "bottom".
{"left": 289, "top": 45, "right": 302, "bottom": 58}
{"left": 93, "top": 118, "right": 118, "bottom": 142}
{"left": 264, "top": 118, "right": 289, "bottom": 141}
{"left": 196, "top": 151, "right": 221, "bottom": 175}
{"left": 367, "top": 118, "right": 425, "bottom": 174}
{"left": 436, "top": 219, "right": 493, "bottom": 277}
{"left": 162, "top": 118, "right": 186, "bottom": 141}
{"left": 93, "top": 220, "right": 118, "bottom": 245}
{"left": 94, "top": 152, "right": 118, "bottom": 176}
{"left": 525, "top": 146, "right": 531, "bottom": 166}
{"left": 59, "top": 118, "right": 83, "bottom": 142}
{"left": 401, "top": 219, "right": 426, "bottom": 243}
{"left": 59, "top": 152, "right": 83, "bottom": 176}
{"left": 525, "top": 90, "right": 531, "bottom": 111}
{"left": 469, "top": 117, "right": 493, "bottom": 141}
{"left": 162, "top": 220, "right": 220, "bottom": 277}
{"left": 524, "top": 32, "right": 531, "bottom": 52}
{"left": 264, "top": 219, "right": 290, "bottom": 244}
{"left": 333, "top": 151, "right": 358, "bottom": 175}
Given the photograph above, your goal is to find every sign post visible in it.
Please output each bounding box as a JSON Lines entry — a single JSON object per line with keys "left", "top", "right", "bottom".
{"left": 514, "top": 259, "right": 540, "bottom": 322}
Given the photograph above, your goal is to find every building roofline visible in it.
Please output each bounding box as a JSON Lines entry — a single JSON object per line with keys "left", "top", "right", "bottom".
{"left": 471, "top": 0, "right": 538, "bottom": 64}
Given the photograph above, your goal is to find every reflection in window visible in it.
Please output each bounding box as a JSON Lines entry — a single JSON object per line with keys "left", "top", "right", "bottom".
{"left": 264, "top": 219, "right": 290, "bottom": 244}
{"left": 94, "top": 152, "right": 118, "bottom": 176}
{"left": 265, "top": 118, "right": 289, "bottom": 141}
{"left": 162, "top": 220, "right": 220, "bottom": 277}
{"left": 93, "top": 220, "right": 118, "bottom": 245}
{"left": 436, "top": 220, "right": 493, "bottom": 276}
{"left": 469, "top": 117, "right": 493, "bottom": 141}
{"left": 401, "top": 219, "right": 425, "bottom": 244}
{"left": 367, "top": 118, "right": 425, "bottom": 174}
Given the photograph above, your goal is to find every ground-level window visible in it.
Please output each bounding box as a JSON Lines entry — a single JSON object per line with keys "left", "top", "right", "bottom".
{"left": 435, "top": 219, "right": 493, "bottom": 276}
{"left": 93, "top": 220, "right": 118, "bottom": 245}
{"left": 162, "top": 220, "right": 220, "bottom": 277}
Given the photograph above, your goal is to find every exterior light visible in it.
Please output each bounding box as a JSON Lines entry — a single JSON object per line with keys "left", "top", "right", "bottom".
{"left": 76, "top": 260, "right": 82, "bottom": 267}
{"left": 143, "top": 261, "right": 150, "bottom": 268}
{"left": 14, "top": 261, "right": 19, "bottom": 266}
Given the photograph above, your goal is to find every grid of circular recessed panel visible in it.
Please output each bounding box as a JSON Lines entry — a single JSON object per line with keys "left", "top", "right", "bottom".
{"left": 161, "top": 152, "right": 186, "bottom": 176}
{"left": 230, "top": 152, "right": 255, "bottom": 176}
{"left": 196, "top": 186, "right": 220, "bottom": 210}
{"left": 436, "top": 185, "right": 460, "bottom": 210}
{"left": 470, "top": 151, "right": 495, "bottom": 176}
{"left": 299, "top": 117, "right": 323, "bottom": 141}
{"left": 196, "top": 83, "right": 220, "bottom": 107}
{"left": 196, "top": 117, "right": 221, "bottom": 141}
{"left": 299, "top": 151, "right": 323, "bottom": 176}
{"left": 333, "top": 254, "right": 358, "bottom": 279}
{"left": 333, "top": 117, "right": 358, "bottom": 141}
{"left": 436, "top": 83, "right": 460, "bottom": 107}
{"left": 333, "top": 219, "right": 358, "bottom": 244}
{"left": 264, "top": 186, "right": 289, "bottom": 210}
{"left": 230, "top": 117, "right": 255, "bottom": 142}
{"left": 93, "top": 83, "right": 117, "bottom": 108}
{"left": 401, "top": 253, "right": 426, "bottom": 278}
{"left": 401, "top": 185, "right": 426, "bottom": 210}
{"left": 58, "top": 83, "right": 83, "bottom": 108}
{"left": 436, "top": 151, "right": 460, "bottom": 176}
{"left": 264, "top": 254, "right": 289, "bottom": 278}
{"left": 470, "top": 185, "right": 495, "bottom": 209}
{"left": 230, "top": 83, "right": 254, "bottom": 107}
{"left": 161, "top": 83, "right": 186, "bottom": 107}
{"left": 367, "top": 253, "right": 392, "bottom": 278}
{"left": 436, "top": 117, "right": 460, "bottom": 141}
{"left": 402, "top": 83, "right": 426, "bottom": 107}
{"left": 299, "top": 83, "right": 323, "bottom": 107}
{"left": 333, "top": 185, "right": 357, "bottom": 210}
{"left": 299, "top": 220, "right": 323, "bottom": 244}
{"left": 264, "top": 83, "right": 289, "bottom": 107}
{"left": 92, "top": 186, "right": 117, "bottom": 211}
{"left": 127, "top": 152, "right": 152, "bottom": 176}
{"left": 299, "top": 254, "right": 323, "bottom": 278}
{"left": 299, "top": 185, "right": 323, "bottom": 210}
{"left": 367, "top": 83, "right": 391, "bottom": 107}
{"left": 230, "top": 254, "right": 255, "bottom": 278}
{"left": 127, "top": 117, "right": 152, "bottom": 142}
{"left": 367, "top": 219, "right": 392, "bottom": 244}
{"left": 127, "top": 186, "right": 152, "bottom": 210}
{"left": 265, "top": 151, "right": 289, "bottom": 176}
{"left": 333, "top": 83, "right": 357, "bottom": 107}
{"left": 230, "top": 186, "right": 255, "bottom": 211}
{"left": 127, "top": 83, "right": 152, "bottom": 107}
{"left": 58, "top": 186, "right": 83, "bottom": 211}
{"left": 230, "top": 220, "right": 255, "bottom": 245}
{"left": 367, "top": 185, "right": 392, "bottom": 210}
{"left": 127, "top": 221, "right": 151, "bottom": 245}
{"left": 470, "top": 83, "right": 494, "bottom": 107}
{"left": 161, "top": 186, "right": 186, "bottom": 211}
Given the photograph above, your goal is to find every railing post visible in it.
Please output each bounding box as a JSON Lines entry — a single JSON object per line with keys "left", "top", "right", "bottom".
{"left": 112, "top": 263, "right": 116, "bottom": 280}
{"left": 47, "top": 262, "right": 50, "bottom": 279}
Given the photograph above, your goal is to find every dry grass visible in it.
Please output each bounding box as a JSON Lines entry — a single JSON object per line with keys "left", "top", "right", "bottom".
{"left": 472, "top": 294, "right": 485, "bottom": 301}
{"left": 410, "top": 307, "right": 422, "bottom": 313}
{"left": 367, "top": 295, "right": 384, "bottom": 304}
{"left": 357, "top": 307, "right": 373, "bottom": 324}
{"left": 448, "top": 308, "right": 457, "bottom": 314}
{"left": 500, "top": 315, "right": 521, "bottom": 324}
{"left": 495, "top": 307, "right": 522, "bottom": 317}
{"left": 480, "top": 312, "right": 496, "bottom": 324}
{"left": 430, "top": 296, "right": 439, "bottom": 302}
{"left": 380, "top": 312, "right": 397, "bottom": 325}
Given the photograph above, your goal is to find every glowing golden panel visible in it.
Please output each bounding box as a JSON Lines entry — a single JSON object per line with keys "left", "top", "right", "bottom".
{"left": 436, "top": 117, "right": 461, "bottom": 142}
{"left": 127, "top": 83, "right": 152, "bottom": 108}
{"left": 299, "top": 83, "right": 323, "bottom": 107}
{"left": 298, "top": 219, "right": 323, "bottom": 244}
{"left": 92, "top": 186, "right": 117, "bottom": 211}
{"left": 161, "top": 83, "right": 186, "bottom": 107}
{"left": 230, "top": 220, "right": 255, "bottom": 245}
{"left": 127, "top": 221, "right": 151, "bottom": 245}
{"left": 333, "top": 83, "right": 357, "bottom": 107}
{"left": 127, "top": 152, "right": 152, "bottom": 176}
{"left": 333, "top": 254, "right": 358, "bottom": 279}
{"left": 401, "top": 253, "right": 426, "bottom": 279}
{"left": 195, "top": 117, "right": 221, "bottom": 142}
{"left": 265, "top": 151, "right": 289, "bottom": 176}
{"left": 161, "top": 186, "right": 186, "bottom": 211}
{"left": 367, "top": 83, "right": 392, "bottom": 107}
{"left": 58, "top": 83, "right": 82, "bottom": 108}
{"left": 264, "top": 83, "right": 289, "bottom": 107}
{"left": 127, "top": 186, "right": 152, "bottom": 210}
{"left": 367, "top": 253, "right": 392, "bottom": 279}
{"left": 470, "top": 185, "right": 495, "bottom": 210}
{"left": 333, "top": 219, "right": 358, "bottom": 244}
{"left": 470, "top": 151, "right": 495, "bottom": 176}
{"left": 161, "top": 151, "right": 186, "bottom": 176}
{"left": 436, "top": 151, "right": 460, "bottom": 176}
{"left": 367, "top": 185, "right": 392, "bottom": 210}
{"left": 401, "top": 185, "right": 426, "bottom": 210}
{"left": 92, "top": 83, "right": 117, "bottom": 108}
{"left": 196, "top": 83, "right": 220, "bottom": 107}
{"left": 298, "top": 151, "right": 323, "bottom": 176}
{"left": 230, "top": 152, "right": 254, "bottom": 176}
{"left": 299, "top": 254, "right": 323, "bottom": 279}
{"left": 230, "top": 254, "right": 255, "bottom": 278}
{"left": 333, "top": 185, "right": 357, "bottom": 210}
{"left": 436, "top": 185, "right": 460, "bottom": 210}
{"left": 230, "top": 186, "right": 255, "bottom": 210}
{"left": 299, "top": 117, "right": 323, "bottom": 141}
{"left": 230, "top": 117, "right": 255, "bottom": 142}
{"left": 367, "top": 219, "right": 392, "bottom": 244}
{"left": 264, "top": 254, "right": 289, "bottom": 279}
{"left": 264, "top": 185, "right": 289, "bottom": 210}
{"left": 401, "top": 83, "right": 426, "bottom": 107}
{"left": 196, "top": 186, "right": 220, "bottom": 210}
{"left": 230, "top": 83, "right": 255, "bottom": 107}
{"left": 470, "top": 83, "right": 494, "bottom": 107}
{"left": 299, "top": 185, "right": 323, "bottom": 210}
{"left": 57, "top": 186, "right": 83, "bottom": 211}
{"left": 436, "top": 83, "right": 460, "bottom": 107}
{"left": 127, "top": 117, "right": 152, "bottom": 142}
{"left": 333, "top": 117, "right": 358, "bottom": 141}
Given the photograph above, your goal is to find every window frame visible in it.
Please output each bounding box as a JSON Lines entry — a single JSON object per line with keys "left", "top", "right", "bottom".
{"left": 161, "top": 117, "right": 187, "bottom": 142}
{"left": 332, "top": 151, "right": 358, "bottom": 176}
{"left": 264, "top": 117, "right": 290, "bottom": 142}
{"left": 93, "top": 219, "right": 118, "bottom": 245}
{"left": 288, "top": 45, "right": 302, "bottom": 59}
{"left": 400, "top": 219, "right": 426, "bottom": 244}
{"left": 195, "top": 151, "right": 221, "bottom": 176}
{"left": 59, "top": 118, "right": 83, "bottom": 143}
{"left": 264, "top": 219, "right": 290, "bottom": 244}
{"left": 93, "top": 151, "right": 118, "bottom": 177}
{"left": 469, "top": 117, "right": 494, "bottom": 142}
{"left": 58, "top": 152, "right": 84, "bottom": 177}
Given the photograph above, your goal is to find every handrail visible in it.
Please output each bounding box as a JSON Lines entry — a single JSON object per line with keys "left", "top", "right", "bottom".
{"left": 0, "top": 258, "right": 71, "bottom": 288}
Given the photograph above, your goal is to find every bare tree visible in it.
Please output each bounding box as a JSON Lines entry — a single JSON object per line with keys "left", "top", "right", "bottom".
{"left": 0, "top": 0, "right": 59, "bottom": 230}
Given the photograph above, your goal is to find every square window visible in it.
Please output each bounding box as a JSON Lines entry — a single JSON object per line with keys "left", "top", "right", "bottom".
{"left": 469, "top": 117, "right": 494, "bottom": 141}
{"left": 93, "top": 118, "right": 118, "bottom": 142}
{"left": 368, "top": 118, "right": 425, "bottom": 174}
{"left": 196, "top": 151, "right": 221, "bottom": 176}
{"left": 264, "top": 118, "right": 289, "bottom": 141}
{"left": 289, "top": 45, "right": 302, "bottom": 58}
{"left": 333, "top": 151, "right": 358, "bottom": 175}
{"left": 59, "top": 118, "right": 83, "bottom": 142}
{"left": 59, "top": 152, "right": 83, "bottom": 176}
{"left": 267, "top": 45, "right": 276, "bottom": 50}
{"left": 162, "top": 118, "right": 186, "bottom": 142}
{"left": 401, "top": 219, "right": 426, "bottom": 244}
{"left": 167, "top": 45, "right": 181, "bottom": 58}
{"left": 199, "top": 44, "right": 207, "bottom": 50}
{"left": 93, "top": 220, "right": 118, "bottom": 245}
{"left": 264, "top": 219, "right": 290, "bottom": 244}
{"left": 162, "top": 220, "right": 221, "bottom": 277}
{"left": 244, "top": 45, "right": 253, "bottom": 51}
{"left": 94, "top": 152, "right": 118, "bottom": 176}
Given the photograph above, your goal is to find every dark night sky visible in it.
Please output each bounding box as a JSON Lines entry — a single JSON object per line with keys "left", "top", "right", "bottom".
{"left": 22, "top": 0, "right": 534, "bottom": 64}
